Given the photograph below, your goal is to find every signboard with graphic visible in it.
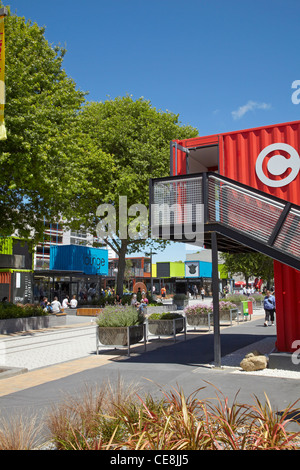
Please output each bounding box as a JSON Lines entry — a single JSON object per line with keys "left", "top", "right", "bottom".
{"left": 50, "top": 245, "right": 108, "bottom": 275}
{"left": 185, "top": 261, "right": 200, "bottom": 278}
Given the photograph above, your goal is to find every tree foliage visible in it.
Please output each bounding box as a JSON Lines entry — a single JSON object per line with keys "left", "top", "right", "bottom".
{"left": 0, "top": 6, "right": 199, "bottom": 296}
{"left": 76, "top": 96, "right": 198, "bottom": 294}
{"left": 221, "top": 252, "right": 274, "bottom": 287}
{"left": 0, "top": 6, "right": 88, "bottom": 241}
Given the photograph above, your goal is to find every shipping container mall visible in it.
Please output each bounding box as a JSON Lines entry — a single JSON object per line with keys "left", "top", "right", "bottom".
{"left": 150, "top": 119, "right": 300, "bottom": 356}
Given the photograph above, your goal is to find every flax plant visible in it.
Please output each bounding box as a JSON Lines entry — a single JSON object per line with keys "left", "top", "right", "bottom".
{"left": 246, "top": 394, "right": 300, "bottom": 450}
{"left": 201, "top": 387, "right": 252, "bottom": 450}
{"left": 45, "top": 380, "right": 300, "bottom": 451}
{"left": 121, "top": 387, "right": 211, "bottom": 450}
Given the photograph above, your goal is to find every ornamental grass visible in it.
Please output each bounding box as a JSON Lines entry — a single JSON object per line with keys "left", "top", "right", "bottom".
{"left": 44, "top": 379, "right": 300, "bottom": 451}
{"left": 96, "top": 305, "right": 144, "bottom": 327}
{"left": 1, "top": 378, "right": 299, "bottom": 450}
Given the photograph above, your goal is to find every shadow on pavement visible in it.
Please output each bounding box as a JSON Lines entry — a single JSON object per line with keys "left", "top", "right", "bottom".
{"left": 119, "top": 330, "right": 276, "bottom": 366}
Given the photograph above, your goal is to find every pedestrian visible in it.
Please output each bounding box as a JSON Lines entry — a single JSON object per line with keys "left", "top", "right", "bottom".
{"left": 263, "top": 290, "right": 275, "bottom": 326}
{"left": 70, "top": 295, "right": 78, "bottom": 309}
{"left": 62, "top": 295, "right": 70, "bottom": 309}
{"left": 131, "top": 294, "right": 138, "bottom": 308}
{"left": 161, "top": 286, "right": 166, "bottom": 298}
{"left": 192, "top": 284, "right": 198, "bottom": 299}
{"left": 51, "top": 296, "right": 62, "bottom": 314}
{"left": 139, "top": 293, "right": 148, "bottom": 314}
{"left": 201, "top": 288, "right": 205, "bottom": 301}
{"left": 40, "top": 296, "right": 52, "bottom": 312}
{"left": 40, "top": 296, "right": 48, "bottom": 308}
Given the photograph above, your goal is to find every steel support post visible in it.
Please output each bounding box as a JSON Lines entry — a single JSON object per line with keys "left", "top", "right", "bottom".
{"left": 211, "top": 231, "right": 221, "bottom": 367}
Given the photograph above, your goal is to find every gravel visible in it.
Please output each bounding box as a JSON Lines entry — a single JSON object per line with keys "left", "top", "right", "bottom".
{"left": 212, "top": 337, "right": 300, "bottom": 380}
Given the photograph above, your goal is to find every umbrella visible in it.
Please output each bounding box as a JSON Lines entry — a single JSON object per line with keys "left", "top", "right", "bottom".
{"left": 235, "top": 281, "right": 246, "bottom": 286}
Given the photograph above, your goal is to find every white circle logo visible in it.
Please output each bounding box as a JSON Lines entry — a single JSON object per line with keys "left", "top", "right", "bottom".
{"left": 255, "top": 143, "right": 300, "bottom": 187}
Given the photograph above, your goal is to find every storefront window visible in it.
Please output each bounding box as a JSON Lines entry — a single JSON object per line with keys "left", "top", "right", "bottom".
{"left": 33, "top": 274, "right": 103, "bottom": 303}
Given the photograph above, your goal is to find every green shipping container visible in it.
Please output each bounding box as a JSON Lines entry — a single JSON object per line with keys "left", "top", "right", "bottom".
{"left": 170, "top": 262, "right": 185, "bottom": 278}
{"left": 0, "top": 237, "right": 13, "bottom": 255}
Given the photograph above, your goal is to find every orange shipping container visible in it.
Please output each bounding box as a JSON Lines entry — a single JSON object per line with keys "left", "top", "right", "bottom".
{"left": 0, "top": 271, "right": 11, "bottom": 301}
{"left": 172, "top": 119, "right": 300, "bottom": 353}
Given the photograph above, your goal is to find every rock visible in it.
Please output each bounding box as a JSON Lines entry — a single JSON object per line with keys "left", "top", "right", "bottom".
{"left": 245, "top": 350, "right": 263, "bottom": 358}
{"left": 240, "top": 354, "right": 268, "bottom": 371}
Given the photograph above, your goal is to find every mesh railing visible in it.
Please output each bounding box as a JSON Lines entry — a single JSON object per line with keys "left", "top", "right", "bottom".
{"left": 151, "top": 173, "right": 299, "bottom": 265}
{"left": 273, "top": 207, "right": 300, "bottom": 258}
{"left": 207, "top": 175, "right": 285, "bottom": 243}
{"left": 152, "top": 176, "right": 203, "bottom": 227}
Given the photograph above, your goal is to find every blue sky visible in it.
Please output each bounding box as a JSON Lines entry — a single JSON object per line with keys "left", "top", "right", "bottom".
{"left": 6, "top": 0, "right": 300, "bottom": 262}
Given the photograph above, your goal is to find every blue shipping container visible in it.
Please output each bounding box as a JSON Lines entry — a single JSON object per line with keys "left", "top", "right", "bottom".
{"left": 50, "top": 245, "right": 108, "bottom": 275}
{"left": 199, "top": 261, "right": 212, "bottom": 278}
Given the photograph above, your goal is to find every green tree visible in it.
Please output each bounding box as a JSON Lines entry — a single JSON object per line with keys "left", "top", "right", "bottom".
{"left": 75, "top": 96, "right": 198, "bottom": 295}
{"left": 0, "top": 6, "right": 89, "bottom": 242}
{"left": 221, "top": 252, "right": 274, "bottom": 288}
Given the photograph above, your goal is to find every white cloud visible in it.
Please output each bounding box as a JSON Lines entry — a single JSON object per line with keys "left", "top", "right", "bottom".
{"left": 231, "top": 100, "right": 271, "bottom": 120}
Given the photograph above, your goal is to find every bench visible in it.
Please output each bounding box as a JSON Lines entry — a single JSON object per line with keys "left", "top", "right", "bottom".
{"left": 76, "top": 307, "right": 102, "bottom": 317}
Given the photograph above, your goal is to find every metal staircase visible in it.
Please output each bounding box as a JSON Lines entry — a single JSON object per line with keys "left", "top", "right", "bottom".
{"left": 149, "top": 172, "right": 300, "bottom": 272}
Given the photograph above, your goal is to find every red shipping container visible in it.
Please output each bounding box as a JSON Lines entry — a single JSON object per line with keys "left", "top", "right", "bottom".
{"left": 172, "top": 119, "right": 300, "bottom": 353}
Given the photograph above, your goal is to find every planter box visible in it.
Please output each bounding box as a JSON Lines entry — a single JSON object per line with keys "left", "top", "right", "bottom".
{"left": 220, "top": 310, "right": 231, "bottom": 321}
{"left": 0, "top": 314, "right": 67, "bottom": 334}
{"left": 186, "top": 309, "right": 238, "bottom": 330}
{"left": 220, "top": 309, "right": 238, "bottom": 324}
{"left": 186, "top": 314, "right": 212, "bottom": 329}
{"left": 96, "top": 324, "right": 146, "bottom": 356}
{"left": 147, "top": 317, "right": 185, "bottom": 338}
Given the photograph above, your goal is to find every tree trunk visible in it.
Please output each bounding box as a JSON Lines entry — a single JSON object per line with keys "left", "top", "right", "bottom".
{"left": 116, "top": 240, "right": 128, "bottom": 297}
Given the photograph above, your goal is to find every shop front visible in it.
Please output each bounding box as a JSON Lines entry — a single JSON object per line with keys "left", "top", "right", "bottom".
{"left": 33, "top": 245, "right": 109, "bottom": 303}
{"left": 0, "top": 237, "right": 34, "bottom": 303}
{"left": 33, "top": 270, "right": 103, "bottom": 303}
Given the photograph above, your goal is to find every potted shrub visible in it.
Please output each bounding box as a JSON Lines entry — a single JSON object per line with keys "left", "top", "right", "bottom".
{"left": 173, "top": 294, "right": 189, "bottom": 310}
{"left": 0, "top": 302, "right": 66, "bottom": 334}
{"left": 219, "top": 300, "right": 238, "bottom": 322}
{"left": 147, "top": 312, "right": 184, "bottom": 336}
{"left": 184, "top": 303, "right": 213, "bottom": 327}
{"left": 96, "top": 305, "right": 145, "bottom": 349}
{"left": 224, "top": 294, "right": 245, "bottom": 313}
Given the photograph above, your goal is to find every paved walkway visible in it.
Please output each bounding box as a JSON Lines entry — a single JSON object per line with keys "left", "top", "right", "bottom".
{"left": 0, "top": 297, "right": 260, "bottom": 373}
{"left": 0, "top": 299, "right": 266, "bottom": 396}
{"left": 0, "top": 299, "right": 299, "bottom": 428}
